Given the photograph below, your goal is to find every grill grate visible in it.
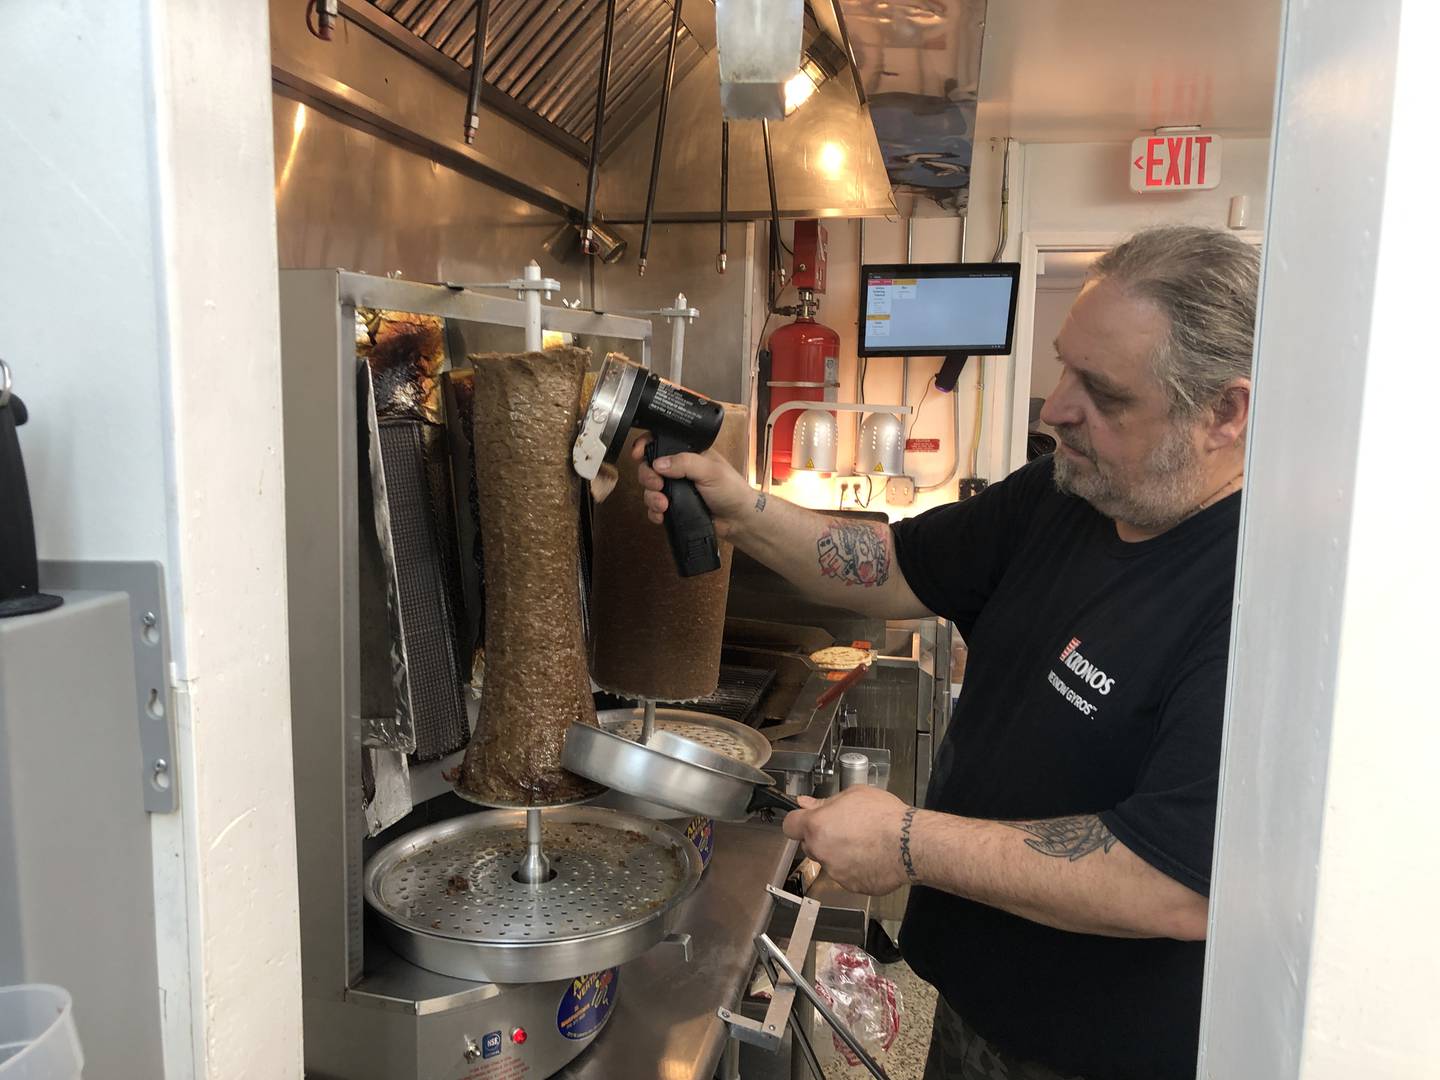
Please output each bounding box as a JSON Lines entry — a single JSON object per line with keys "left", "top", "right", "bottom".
{"left": 377, "top": 422, "right": 470, "bottom": 760}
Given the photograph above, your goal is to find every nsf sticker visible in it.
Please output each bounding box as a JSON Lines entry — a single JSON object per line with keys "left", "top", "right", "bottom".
{"left": 557, "top": 969, "right": 619, "bottom": 1041}
{"left": 481, "top": 1031, "right": 501, "bottom": 1060}
{"left": 684, "top": 816, "right": 714, "bottom": 868}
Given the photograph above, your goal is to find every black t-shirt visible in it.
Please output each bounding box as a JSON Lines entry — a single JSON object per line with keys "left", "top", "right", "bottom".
{"left": 892, "top": 456, "right": 1239, "bottom": 1080}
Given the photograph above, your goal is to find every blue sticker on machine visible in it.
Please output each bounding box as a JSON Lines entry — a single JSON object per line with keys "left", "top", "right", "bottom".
{"left": 481, "top": 1031, "right": 501, "bottom": 1059}
{"left": 684, "top": 816, "right": 715, "bottom": 868}
{"left": 556, "top": 969, "right": 619, "bottom": 1040}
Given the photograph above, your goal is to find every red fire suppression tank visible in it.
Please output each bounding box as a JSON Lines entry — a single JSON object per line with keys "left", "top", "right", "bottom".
{"left": 767, "top": 221, "right": 839, "bottom": 481}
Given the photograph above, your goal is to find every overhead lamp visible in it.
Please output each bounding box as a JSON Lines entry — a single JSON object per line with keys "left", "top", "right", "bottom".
{"left": 762, "top": 400, "right": 912, "bottom": 492}
{"left": 856, "top": 412, "right": 906, "bottom": 476}
{"left": 790, "top": 407, "right": 838, "bottom": 474}
{"left": 783, "top": 33, "right": 846, "bottom": 116}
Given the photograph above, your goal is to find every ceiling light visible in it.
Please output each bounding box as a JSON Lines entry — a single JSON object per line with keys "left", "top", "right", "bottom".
{"left": 782, "top": 33, "right": 846, "bottom": 116}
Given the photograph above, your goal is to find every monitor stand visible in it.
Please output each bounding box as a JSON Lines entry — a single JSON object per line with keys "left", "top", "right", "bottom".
{"left": 933, "top": 353, "right": 971, "bottom": 393}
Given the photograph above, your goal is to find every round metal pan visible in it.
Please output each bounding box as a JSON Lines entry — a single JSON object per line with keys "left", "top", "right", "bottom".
{"left": 364, "top": 806, "right": 702, "bottom": 984}
{"left": 562, "top": 722, "right": 801, "bottom": 822}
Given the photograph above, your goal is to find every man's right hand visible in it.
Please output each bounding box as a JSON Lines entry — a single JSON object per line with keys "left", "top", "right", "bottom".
{"left": 631, "top": 436, "right": 757, "bottom": 539}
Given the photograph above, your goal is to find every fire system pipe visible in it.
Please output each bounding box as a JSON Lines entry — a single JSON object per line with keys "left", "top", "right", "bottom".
{"left": 717, "top": 120, "right": 730, "bottom": 273}
{"left": 581, "top": 0, "right": 620, "bottom": 257}
{"left": 462, "top": 0, "right": 492, "bottom": 145}
{"left": 762, "top": 118, "right": 784, "bottom": 310}
{"left": 639, "top": 0, "right": 684, "bottom": 277}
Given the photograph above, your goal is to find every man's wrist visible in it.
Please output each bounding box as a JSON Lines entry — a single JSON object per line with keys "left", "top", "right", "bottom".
{"left": 899, "top": 806, "right": 921, "bottom": 884}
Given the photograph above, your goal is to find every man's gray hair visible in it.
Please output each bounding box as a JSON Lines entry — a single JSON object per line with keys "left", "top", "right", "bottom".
{"left": 1090, "top": 225, "right": 1260, "bottom": 417}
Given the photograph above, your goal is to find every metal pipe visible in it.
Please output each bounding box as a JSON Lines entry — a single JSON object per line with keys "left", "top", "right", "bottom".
{"left": 639, "top": 0, "right": 683, "bottom": 277}
{"left": 902, "top": 217, "right": 914, "bottom": 408}
{"left": 670, "top": 292, "right": 688, "bottom": 383}
{"left": 717, "top": 120, "right": 730, "bottom": 273}
{"left": 463, "top": 0, "right": 492, "bottom": 144}
{"left": 581, "top": 0, "right": 619, "bottom": 256}
{"left": 829, "top": 0, "right": 866, "bottom": 108}
{"left": 520, "top": 261, "right": 545, "bottom": 351}
{"left": 516, "top": 808, "right": 552, "bottom": 885}
{"left": 763, "top": 117, "right": 783, "bottom": 310}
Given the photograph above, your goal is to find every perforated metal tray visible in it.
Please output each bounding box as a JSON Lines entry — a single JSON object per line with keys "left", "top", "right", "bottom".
{"left": 364, "top": 806, "right": 702, "bottom": 983}
{"left": 599, "top": 707, "right": 771, "bottom": 767}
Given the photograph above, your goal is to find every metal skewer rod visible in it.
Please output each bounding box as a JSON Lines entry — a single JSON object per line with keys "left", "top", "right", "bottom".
{"left": 718, "top": 120, "right": 730, "bottom": 273}
{"left": 516, "top": 807, "right": 552, "bottom": 885}
{"left": 641, "top": 698, "right": 657, "bottom": 744}
{"left": 639, "top": 0, "right": 683, "bottom": 276}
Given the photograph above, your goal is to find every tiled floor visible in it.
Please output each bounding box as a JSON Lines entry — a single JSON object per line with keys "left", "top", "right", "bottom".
{"left": 812, "top": 958, "right": 936, "bottom": 1080}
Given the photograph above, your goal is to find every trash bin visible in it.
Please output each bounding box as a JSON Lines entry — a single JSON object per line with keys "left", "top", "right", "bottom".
{"left": 0, "top": 986, "right": 83, "bottom": 1079}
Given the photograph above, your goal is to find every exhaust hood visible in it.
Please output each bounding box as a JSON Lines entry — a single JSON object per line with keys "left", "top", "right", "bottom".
{"left": 282, "top": 1, "right": 985, "bottom": 219}
{"left": 837, "top": 0, "right": 987, "bottom": 213}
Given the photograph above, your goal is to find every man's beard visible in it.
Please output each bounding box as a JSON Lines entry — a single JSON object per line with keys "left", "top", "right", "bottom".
{"left": 1051, "top": 421, "right": 1205, "bottom": 532}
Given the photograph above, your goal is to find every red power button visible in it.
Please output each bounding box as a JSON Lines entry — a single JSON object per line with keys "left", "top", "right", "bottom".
{"left": 511, "top": 1028, "right": 527, "bottom": 1045}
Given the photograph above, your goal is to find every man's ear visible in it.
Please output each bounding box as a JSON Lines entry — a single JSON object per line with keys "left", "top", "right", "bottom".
{"left": 1204, "top": 378, "right": 1251, "bottom": 451}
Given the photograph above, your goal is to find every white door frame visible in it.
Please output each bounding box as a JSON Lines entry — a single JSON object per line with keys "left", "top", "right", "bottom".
{"left": 1006, "top": 230, "right": 1126, "bottom": 474}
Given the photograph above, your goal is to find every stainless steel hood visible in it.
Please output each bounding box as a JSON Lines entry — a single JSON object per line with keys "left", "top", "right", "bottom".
{"left": 838, "top": 0, "right": 987, "bottom": 213}
{"left": 303, "top": 0, "right": 898, "bottom": 219}
{"left": 359, "top": 0, "right": 712, "bottom": 158}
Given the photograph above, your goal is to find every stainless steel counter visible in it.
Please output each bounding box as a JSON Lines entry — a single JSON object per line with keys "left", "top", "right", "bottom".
{"left": 556, "top": 820, "right": 798, "bottom": 1080}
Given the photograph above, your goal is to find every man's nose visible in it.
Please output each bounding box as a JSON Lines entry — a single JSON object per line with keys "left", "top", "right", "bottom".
{"left": 1039, "top": 374, "right": 1081, "bottom": 428}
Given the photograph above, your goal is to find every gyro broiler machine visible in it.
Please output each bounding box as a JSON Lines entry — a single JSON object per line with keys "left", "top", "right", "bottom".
{"left": 279, "top": 266, "right": 708, "bottom": 1080}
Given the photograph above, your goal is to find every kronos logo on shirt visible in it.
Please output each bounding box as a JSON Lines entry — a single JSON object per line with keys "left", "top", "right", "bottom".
{"left": 1058, "top": 637, "right": 1115, "bottom": 695}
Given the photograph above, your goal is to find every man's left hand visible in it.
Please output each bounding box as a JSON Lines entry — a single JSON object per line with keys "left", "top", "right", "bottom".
{"left": 781, "top": 786, "right": 913, "bottom": 896}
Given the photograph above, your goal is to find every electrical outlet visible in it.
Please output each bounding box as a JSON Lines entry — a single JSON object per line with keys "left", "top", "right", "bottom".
{"left": 959, "top": 478, "right": 989, "bottom": 500}
{"left": 886, "top": 475, "right": 916, "bottom": 506}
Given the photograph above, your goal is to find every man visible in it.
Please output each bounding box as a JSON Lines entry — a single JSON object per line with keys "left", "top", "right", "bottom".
{"left": 636, "top": 225, "right": 1258, "bottom": 1080}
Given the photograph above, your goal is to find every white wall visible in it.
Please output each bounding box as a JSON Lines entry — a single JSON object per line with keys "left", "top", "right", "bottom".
{"left": 1202, "top": 0, "right": 1440, "bottom": 1076}
{"left": 1022, "top": 139, "right": 1271, "bottom": 234}
{"left": 0, "top": 3, "right": 303, "bottom": 1078}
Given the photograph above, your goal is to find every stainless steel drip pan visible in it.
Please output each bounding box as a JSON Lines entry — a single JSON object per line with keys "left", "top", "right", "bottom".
{"left": 364, "top": 806, "right": 703, "bottom": 983}
{"left": 584, "top": 708, "right": 775, "bottom": 819}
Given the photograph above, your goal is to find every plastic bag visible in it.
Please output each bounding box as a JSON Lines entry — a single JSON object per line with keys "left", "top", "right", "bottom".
{"left": 815, "top": 944, "right": 902, "bottom": 1067}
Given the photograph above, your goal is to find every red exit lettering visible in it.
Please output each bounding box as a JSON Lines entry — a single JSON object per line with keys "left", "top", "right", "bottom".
{"left": 1131, "top": 133, "right": 1221, "bottom": 193}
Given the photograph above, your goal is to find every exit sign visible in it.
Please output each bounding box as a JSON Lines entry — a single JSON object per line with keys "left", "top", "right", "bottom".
{"left": 1130, "top": 133, "right": 1222, "bottom": 192}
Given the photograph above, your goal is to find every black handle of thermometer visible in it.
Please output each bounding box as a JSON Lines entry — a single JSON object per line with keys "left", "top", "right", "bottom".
{"left": 646, "top": 431, "right": 721, "bottom": 577}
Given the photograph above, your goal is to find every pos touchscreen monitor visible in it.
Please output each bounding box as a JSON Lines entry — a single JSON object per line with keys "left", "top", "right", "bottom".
{"left": 858, "top": 263, "right": 1021, "bottom": 358}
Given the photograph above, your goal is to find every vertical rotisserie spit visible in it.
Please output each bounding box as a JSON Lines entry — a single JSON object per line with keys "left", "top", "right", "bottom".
{"left": 458, "top": 346, "right": 603, "bottom": 806}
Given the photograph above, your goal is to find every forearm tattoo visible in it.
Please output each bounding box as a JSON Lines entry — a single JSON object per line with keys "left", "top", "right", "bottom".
{"left": 816, "top": 522, "right": 891, "bottom": 587}
{"left": 1003, "top": 815, "right": 1118, "bottom": 861}
{"left": 899, "top": 808, "right": 920, "bottom": 882}
{"left": 754, "top": 493, "right": 768, "bottom": 513}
